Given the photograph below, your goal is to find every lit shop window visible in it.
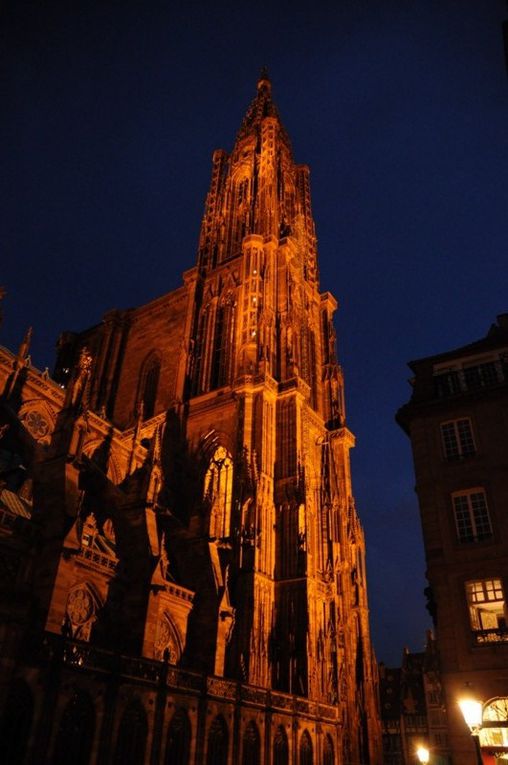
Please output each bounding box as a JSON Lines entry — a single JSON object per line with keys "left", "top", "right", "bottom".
{"left": 453, "top": 489, "right": 492, "bottom": 543}
{"left": 466, "top": 579, "right": 507, "bottom": 643}
{"left": 440, "top": 419, "right": 475, "bottom": 460}
{"left": 480, "top": 698, "right": 508, "bottom": 749}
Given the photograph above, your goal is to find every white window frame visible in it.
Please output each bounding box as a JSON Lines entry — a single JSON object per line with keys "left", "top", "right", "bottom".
{"left": 440, "top": 418, "right": 475, "bottom": 460}
{"left": 452, "top": 488, "right": 492, "bottom": 543}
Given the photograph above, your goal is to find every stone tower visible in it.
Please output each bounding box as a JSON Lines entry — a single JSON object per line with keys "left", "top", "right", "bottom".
{"left": 185, "top": 68, "right": 368, "bottom": 701}
{"left": 0, "top": 72, "right": 381, "bottom": 764}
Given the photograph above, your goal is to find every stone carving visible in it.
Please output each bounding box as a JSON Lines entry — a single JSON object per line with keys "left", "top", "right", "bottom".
{"left": 65, "top": 583, "right": 99, "bottom": 641}
{"left": 154, "top": 614, "right": 181, "bottom": 663}
{"left": 23, "top": 410, "right": 50, "bottom": 440}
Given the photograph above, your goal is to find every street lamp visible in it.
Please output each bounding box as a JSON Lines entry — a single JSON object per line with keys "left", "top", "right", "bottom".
{"left": 416, "top": 745, "right": 430, "bottom": 763}
{"left": 458, "top": 697, "right": 484, "bottom": 765}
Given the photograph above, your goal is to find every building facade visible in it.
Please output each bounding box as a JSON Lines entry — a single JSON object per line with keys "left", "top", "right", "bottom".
{"left": 379, "top": 635, "right": 451, "bottom": 765}
{"left": 0, "top": 73, "right": 381, "bottom": 764}
{"left": 397, "top": 315, "right": 508, "bottom": 765}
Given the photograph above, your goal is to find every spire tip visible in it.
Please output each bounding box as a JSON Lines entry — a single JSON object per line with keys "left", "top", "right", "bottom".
{"left": 257, "top": 66, "right": 271, "bottom": 92}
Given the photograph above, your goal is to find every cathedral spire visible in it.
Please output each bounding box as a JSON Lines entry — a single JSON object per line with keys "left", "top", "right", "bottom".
{"left": 257, "top": 66, "right": 271, "bottom": 93}
{"left": 236, "top": 69, "right": 286, "bottom": 144}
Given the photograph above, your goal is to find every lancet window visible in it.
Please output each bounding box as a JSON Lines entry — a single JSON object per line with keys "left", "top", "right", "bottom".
{"left": 241, "top": 721, "right": 260, "bottom": 765}
{"left": 52, "top": 690, "right": 95, "bottom": 765}
{"left": 165, "top": 708, "right": 191, "bottom": 765}
{"left": 323, "top": 735, "right": 334, "bottom": 765}
{"left": 192, "top": 309, "right": 209, "bottom": 396}
{"left": 113, "top": 698, "right": 148, "bottom": 765}
{"left": 206, "top": 715, "right": 229, "bottom": 765}
{"left": 139, "top": 353, "right": 161, "bottom": 420}
{"left": 299, "top": 730, "right": 313, "bottom": 765}
{"left": 204, "top": 446, "right": 234, "bottom": 539}
{"left": 210, "top": 297, "right": 235, "bottom": 390}
{"left": 273, "top": 726, "right": 289, "bottom": 765}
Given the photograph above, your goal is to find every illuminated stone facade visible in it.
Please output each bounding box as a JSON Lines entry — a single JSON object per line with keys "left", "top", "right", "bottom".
{"left": 0, "top": 73, "right": 381, "bottom": 764}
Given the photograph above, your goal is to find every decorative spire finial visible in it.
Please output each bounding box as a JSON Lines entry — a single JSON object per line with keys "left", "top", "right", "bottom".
{"left": 17, "top": 326, "right": 32, "bottom": 362}
{"left": 257, "top": 66, "right": 271, "bottom": 92}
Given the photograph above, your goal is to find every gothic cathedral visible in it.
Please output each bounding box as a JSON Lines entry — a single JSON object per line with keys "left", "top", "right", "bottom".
{"left": 0, "top": 73, "right": 381, "bottom": 764}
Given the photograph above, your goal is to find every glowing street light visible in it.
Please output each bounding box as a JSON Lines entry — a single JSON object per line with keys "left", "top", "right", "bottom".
{"left": 458, "top": 697, "right": 484, "bottom": 765}
{"left": 416, "top": 745, "right": 430, "bottom": 763}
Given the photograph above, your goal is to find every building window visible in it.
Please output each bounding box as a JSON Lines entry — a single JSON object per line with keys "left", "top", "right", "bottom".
{"left": 210, "top": 301, "right": 234, "bottom": 390}
{"left": 299, "top": 730, "right": 313, "bottom": 765}
{"left": 441, "top": 419, "right": 475, "bottom": 460}
{"left": 323, "top": 735, "right": 334, "bottom": 765}
{"left": 206, "top": 715, "right": 228, "bottom": 765}
{"left": 165, "top": 708, "right": 191, "bottom": 765}
{"left": 273, "top": 726, "right": 289, "bottom": 765}
{"left": 434, "top": 371, "right": 461, "bottom": 397}
{"left": 139, "top": 354, "right": 161, "bottom": 420}
{"left": 463, "top": 361, "right": 499, "bottom": 389}
{"left": 466, "top": 579, "right": 508, "bottom": 644}
{"left": 453, "top": 489, "right": 492, "bottom": 543}
{"left": 242, "top": 722, "right": 260, "bottom": 765}
{"left": 53, "top": 690, "right": 96, "bottom": 765}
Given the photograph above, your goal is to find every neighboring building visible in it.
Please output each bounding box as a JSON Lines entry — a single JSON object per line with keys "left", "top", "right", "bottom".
{"left": 0, "top": 72, "right": 381, "bottom": 764}
{"left": 379, "top": 635, "right": 451, "bottom": 765}
{"left": 397, "top": 315, "right": 508, "bottom": 765}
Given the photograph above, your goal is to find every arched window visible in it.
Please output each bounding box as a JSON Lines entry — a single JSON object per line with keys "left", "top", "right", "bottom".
{"left": 165, "top": 708, "right": 191, "bottom": 765}
{"left": 52, "top": 690, "right": 95, "bottom": 765}
{"left": 242, "top": 721, "right": 260, "bottom": 765}
{"left": 204, "top": 446, "right": 233, "bottom": 539}
{"left": 206, "top": 715, "right": 228, "bottom": 765}
{"left": 299, "top": 730, "right": 313, "bottom": 765}
{"left": 192, "top": 310, "right": 209, "bottom": 396}
{"left": 210, "top": 301, "right": 234, "bottom": 390}
{"left": 140, "top": 354, "right": 161, "bottom": 420}
{"left": 0, "top": 679, "right": 34, "bottom": 764}
{"left": 113, "top": 698, "right": 148, "bottom": 765}
{"left": 273, "top": 725, "right": 289, "bottom": 765}
{"left": 323, "top": 734, "right": 334, "bottom": 765}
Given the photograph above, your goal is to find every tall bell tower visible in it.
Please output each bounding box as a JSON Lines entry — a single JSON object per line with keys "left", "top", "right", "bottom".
{"left": 181, "top": 70, "right": 376, "bottom": 742}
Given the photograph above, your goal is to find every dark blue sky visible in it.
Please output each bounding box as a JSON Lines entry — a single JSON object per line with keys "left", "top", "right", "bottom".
{"left": 2, "top": 1, "right": 507, "bottom": 665}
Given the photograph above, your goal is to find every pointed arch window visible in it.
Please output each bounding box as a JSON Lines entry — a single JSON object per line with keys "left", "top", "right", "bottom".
{"left": 0, "top": 679, "right": 34, "bottom": 765}
{"left": 52, "top": 690, "right": 95, "bottom": 765}
{"left": 139, "top": 354, "right": 161, "bottom": 420}
{"left": 323, "top": 734, "right": 334, "bottom": 765}
{"left": 299, "top": 730, "right": 313, "bottom": 765}
{"left": 206, "top": 715, "right": 228, "bottom": 765}
{"left": 204, "top": 446, "right": 233, "bottom": 539}
{"left": 242, "top": 721, "right": 260, "bottom": 765}
{"left": 210, "top": 299, "right": 235, "bottom": 390}
{"left": 165, "top": 708, "right": 191, "bottom": 765}
{"left": 113, "top": 698, "right": 148, "bottom": 765}
{"left": 273, "top": 725, "right": 289, "bottom": 765}
{"left": 192, "top": 308, "right": 209, "bottom": 396}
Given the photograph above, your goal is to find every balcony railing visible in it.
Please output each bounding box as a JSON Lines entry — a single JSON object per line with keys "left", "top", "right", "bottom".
{"left": 38, "top": 633, "right": 338, "bottom": 718}
{"left": 473, "top": 627, "right": 508, "bottom": 645}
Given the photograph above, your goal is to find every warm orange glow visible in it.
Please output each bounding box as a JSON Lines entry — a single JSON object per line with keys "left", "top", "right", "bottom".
{"left": 416, "top": 745, "right": 430, "bottom": 763}
{"left": 458, "top": 697, "right": 483, "bottom": 731}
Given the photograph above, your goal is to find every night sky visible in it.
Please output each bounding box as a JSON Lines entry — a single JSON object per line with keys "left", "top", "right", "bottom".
{"left": 2, "top": 1, "right": 508, "bottom": 666}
